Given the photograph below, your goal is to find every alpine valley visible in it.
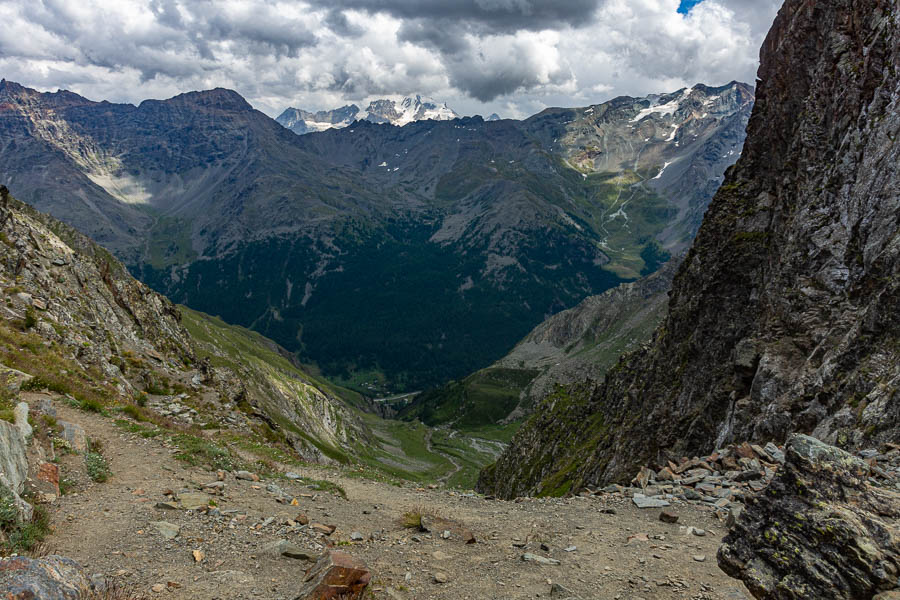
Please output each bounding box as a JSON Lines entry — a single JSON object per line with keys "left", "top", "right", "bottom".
{"left": 0, "top": 79, "right": 752, "bottom": 392}
{"left": 1, "top": 0, "right": 899, "bottom": 599}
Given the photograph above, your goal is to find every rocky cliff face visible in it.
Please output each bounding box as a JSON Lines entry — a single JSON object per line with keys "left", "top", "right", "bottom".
{"left": 719, "top": 434, "right": 900, "bottom": 599}
{"left": 480, "top": 0, "right": 900, "bottom": 497}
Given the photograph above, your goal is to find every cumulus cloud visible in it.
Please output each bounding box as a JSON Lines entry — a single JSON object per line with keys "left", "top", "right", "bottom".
{"left": 0, "top": 0, "right": 781, "bottom": 118}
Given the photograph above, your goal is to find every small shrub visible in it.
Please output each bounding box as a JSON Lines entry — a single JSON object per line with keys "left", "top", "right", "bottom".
{"left": 85, "top": 440, "right": 110, "bottom": 483}
{"left": 23, "top": 308, "right": 37, "bottom": 330}
{"left": 120, "top": 404, "right": 147, "bottom": 422}
{"left": 0, "top": 485, "right": 19, "bottom": 530}
{"left": 59, "top": 478, "right": 75, "bottom": 495}
{"left": 51, "top": 437, "right": 74, "bottom": 454}
{"left": 401, "top": 507, "right": 425, "bottom": 529}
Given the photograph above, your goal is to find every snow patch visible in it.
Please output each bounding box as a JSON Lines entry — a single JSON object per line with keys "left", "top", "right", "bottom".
{"left": 666, "top": 124, "right": 679, "bottom": 142}
{"left": 653, "top": 161, "right": 673, "bottom": 179}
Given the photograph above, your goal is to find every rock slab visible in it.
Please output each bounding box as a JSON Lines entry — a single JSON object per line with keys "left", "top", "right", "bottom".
{"left": 294, "top": 551, "right": 371, "bottom": 600}
{"left": 0, "top": 555, "right": 93, "bottom": 599}
{"left": 719, "top": 434, "right": 900, "bottom": 599}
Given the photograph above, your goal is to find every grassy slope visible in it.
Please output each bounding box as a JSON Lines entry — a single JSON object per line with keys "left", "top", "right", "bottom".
{"left": 179, "top": 306, "right": 364, "bottom": 408}
{"left": 180, "top": 306, "right": 504, "bottom": 489}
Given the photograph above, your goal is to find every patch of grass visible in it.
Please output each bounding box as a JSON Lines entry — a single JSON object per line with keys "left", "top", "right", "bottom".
{"left": 113, "top": 420, "right": 163, "bottom": 438}
{"left": 119, "top": 404, "right": 149, "bottom": 422}
{"left": 0, "top": 323, "right": 114, "bottom": 412}
{"left": 59, "top": 478, "right": 75, "bottom": 496}
{"left": 170, "top": 433, "right": 236, "bottom": 471}
{"left": 0, "top": 485, "right": 52, "bottom": 556}
{"left": 305, "top": 479, "right": 347, "bottom": 500}
{"left": 79, "top": 397, "right": 105, "bottom": 414}
{"left": 401, "top": 508, "right": 424, "bottom": 529}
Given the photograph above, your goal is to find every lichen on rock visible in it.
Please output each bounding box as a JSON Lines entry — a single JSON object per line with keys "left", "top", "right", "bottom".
{"left": 718, "top": 434, "right": 900, "bottom": 599}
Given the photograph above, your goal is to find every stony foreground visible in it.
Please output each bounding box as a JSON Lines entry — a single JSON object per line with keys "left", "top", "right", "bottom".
{"left": 8, "top": 393, "right": 753, "bottom": 600}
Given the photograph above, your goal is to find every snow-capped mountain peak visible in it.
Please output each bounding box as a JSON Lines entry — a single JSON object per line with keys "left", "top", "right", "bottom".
{"left": 276, "top": 95, "right": 459, "bottom": 135}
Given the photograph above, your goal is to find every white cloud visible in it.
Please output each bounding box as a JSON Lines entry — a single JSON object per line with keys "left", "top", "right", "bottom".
{"left": 0, "top": 0, "right": 780, "bottom": 118}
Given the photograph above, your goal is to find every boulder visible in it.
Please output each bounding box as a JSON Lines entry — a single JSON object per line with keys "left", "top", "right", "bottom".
{"left": 13, "top": 402, "right": 31, "bottom": 440}
{"left": 719, "top": 434, "right": 900, "bottom": 599}
{"left": 0, "top": 555, "right": 94, "bottom": 599}
{"left": 294, "top": 551, "right": 371, "bottom": 600}
{"left": 58, "top": 421, "right": 87, "bottom": 453}
{"left": 0, "top": 419, "right": 32, "bottom": 520}
{"left": 0, "top": 364, "right": 33, "bottom": 392}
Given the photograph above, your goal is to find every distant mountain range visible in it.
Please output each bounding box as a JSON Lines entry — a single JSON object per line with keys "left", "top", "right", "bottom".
{"left": 276, "top": 95, "right": 459, "bottom": 134}
{"left": 0, "top": 78, "right": 753, "bottom": 391}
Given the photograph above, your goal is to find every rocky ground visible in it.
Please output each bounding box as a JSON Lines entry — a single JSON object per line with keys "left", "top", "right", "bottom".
{"left": 31, "top": 392, "right": 753, "bottom": 600}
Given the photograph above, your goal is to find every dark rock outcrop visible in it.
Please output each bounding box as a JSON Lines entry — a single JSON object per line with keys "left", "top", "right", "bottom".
{"left": 295, "top": 551, "right": 371, "bottom": 600}
{"left": 480, "top": 0, "right": 900, "bottom": 497}
{"left": 0, "top": 555, "right": 93, "bottom": 599}
{"left": 719, "top": 434, "right": 900, "bottom": 599}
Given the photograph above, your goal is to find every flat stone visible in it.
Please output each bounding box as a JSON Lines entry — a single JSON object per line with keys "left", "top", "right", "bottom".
{"left": 310, "top": 523, "right": 336, "bottom": 536}
{"left": 264, "top": 539, "right": 316, "bottom": 560}
{"left": 632, "top": 495, "right": 670, "bottom": 508}
{"left": 693, "top": 555, "right": 706, "bottom": 562}
{"left": 178, "top": 492, "right": 210, "bottom": 510}
{"left": 150, "top": 521, "right": 180, "bottom": 540}
{"left": 521, "top": 553, "right": 560, "bottom": 565}
{"left": 350, "top": 532, "right": 364, "bottom": 542}
{"left": 433, "top": 572, "right": 449, "bottom": 584}
{"left": 765, "top": 442, "right": 785, "bottom": 464}
{"left": 235, "top": 470, "right": 259, "bottom": 481}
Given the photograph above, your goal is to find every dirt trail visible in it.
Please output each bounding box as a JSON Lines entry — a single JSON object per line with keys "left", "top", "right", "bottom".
{"left": 424, "top": 427, "right": 462, "bottom": 484}
{"left": 37, "top": 395, "right": 752, "bottom": 600}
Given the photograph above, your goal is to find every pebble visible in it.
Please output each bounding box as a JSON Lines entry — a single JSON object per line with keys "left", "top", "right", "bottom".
{"left": 693, "top": 555, "right": 706, "bottom": 562}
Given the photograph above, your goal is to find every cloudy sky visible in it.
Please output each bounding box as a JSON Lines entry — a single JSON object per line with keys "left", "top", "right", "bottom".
{"left": 0, "top": 0, "right": 782, "bottom": 119}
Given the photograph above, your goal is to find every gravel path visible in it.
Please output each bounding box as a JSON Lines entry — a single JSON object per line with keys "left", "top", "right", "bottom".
{"left": 41, "top": 397, "right": 752, "bottom": 600}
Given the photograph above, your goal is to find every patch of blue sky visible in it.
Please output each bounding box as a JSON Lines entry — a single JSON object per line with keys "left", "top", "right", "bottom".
{"left": 678, "top": 0, "right": 705, "bottom": 14}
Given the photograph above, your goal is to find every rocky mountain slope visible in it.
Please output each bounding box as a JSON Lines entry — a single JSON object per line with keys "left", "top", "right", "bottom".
{"left": 479, "top": 0, "right": 900, "bottom": 498}
{"left": 400, "top": 257, "right": 679, "bottom": 427}
{"left": 0, "top": 187, "right": 363, "bottom": 465}
{"left": 0, "top": 79, "right": 751, "bottom": 390}
{"left": 276, "top": 95, "right": 459, "bottom": 134}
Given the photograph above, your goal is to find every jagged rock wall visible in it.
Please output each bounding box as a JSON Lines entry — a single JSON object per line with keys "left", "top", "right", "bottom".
{"left": 480, "top": 0, "right": 900, "bottom": 497}
{"left": 719, "top": 434, "right": 900, "bottom": 599}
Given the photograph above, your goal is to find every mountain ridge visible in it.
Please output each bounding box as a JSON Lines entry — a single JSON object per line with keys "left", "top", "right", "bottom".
{"left": 0, "top": 78, "right": 752, "bottom": 390}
